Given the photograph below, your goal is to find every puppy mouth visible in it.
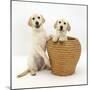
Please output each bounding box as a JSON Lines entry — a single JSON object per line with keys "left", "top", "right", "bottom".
{"left": 35, "top": 25, "right": 40, "bottom": 28}
{"left": 60, "top": 29, "right": 63, "bottom": 31}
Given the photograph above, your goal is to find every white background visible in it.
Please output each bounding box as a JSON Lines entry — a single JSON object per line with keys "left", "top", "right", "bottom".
{"left": 0, "top": 0, "right": 89, "bottom": 90}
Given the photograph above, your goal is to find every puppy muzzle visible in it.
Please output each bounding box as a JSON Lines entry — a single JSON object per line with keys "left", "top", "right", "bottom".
{"left": 35, "top": 21, "right": 40, "bottom": 28}
{"left": 60, "top": 26, "right": 63, "bottom": 31}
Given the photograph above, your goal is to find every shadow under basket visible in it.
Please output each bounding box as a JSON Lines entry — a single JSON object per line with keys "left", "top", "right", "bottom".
{"left": 47, "top": 37, "right": 81, "bottom": 76}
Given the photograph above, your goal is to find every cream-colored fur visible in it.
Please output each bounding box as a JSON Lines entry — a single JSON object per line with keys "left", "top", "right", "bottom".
{"left": 52, "top": 19, "right": 71, "bottom": 42}
{"left": 17, "top": 14, "right": 51, "bottom": 78}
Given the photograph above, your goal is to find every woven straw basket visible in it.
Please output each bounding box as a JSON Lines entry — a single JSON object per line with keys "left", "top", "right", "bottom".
{"left": 47, "top": 37, "right": 81, "bottom": 76}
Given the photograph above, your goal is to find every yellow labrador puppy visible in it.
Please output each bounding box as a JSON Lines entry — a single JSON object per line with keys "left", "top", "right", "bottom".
{"left": 17, "top": 14, "right": 51, "bottom": 78}
{"left": 52, "top": 19, "right": 71, "bottom": 42}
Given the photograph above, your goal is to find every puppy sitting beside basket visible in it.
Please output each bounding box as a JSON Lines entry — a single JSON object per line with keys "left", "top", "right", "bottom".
{"left": 52, "top": 19, "right": 71, "bottom": 42}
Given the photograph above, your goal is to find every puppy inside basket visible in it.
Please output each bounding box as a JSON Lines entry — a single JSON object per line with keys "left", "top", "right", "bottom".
{"left": 52, "top": 18, "right": 71, "bottom": 42}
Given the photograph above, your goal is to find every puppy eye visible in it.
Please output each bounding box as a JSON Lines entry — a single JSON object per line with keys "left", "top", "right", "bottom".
{"left": 38, "top": 16, "right": 40, "bottom": 19}
{"left": 64, "top": 22, "right": 66, "bottom": 25}
{"left": 59, "top": 21, "right": 61, "bottom": 24}
{"left": 32, "top": 17, "right": 35, "bottom": 20}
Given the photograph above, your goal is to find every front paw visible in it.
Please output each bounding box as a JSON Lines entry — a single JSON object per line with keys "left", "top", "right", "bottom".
{"left": 31, "top": 72, "right": 36, "bottom": 76}
{"left": 52, "top": 38, "right": 58, "bottom": 42}
{"left": 45, "top": 65, "right": 51, "bottom": 70}
{"left": 49, "top": 34, "right": 53, "bottom": 40}
{"left": 59, "top": 37, "right": 67, "bottom": 42}
{"left": 30, "top": 69, "right": 37, "bottom": 76}
{"left": 45, "top": 63, "right": 51, "bottom": 69}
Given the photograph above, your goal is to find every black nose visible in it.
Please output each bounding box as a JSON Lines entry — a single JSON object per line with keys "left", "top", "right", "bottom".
{"left": 35, "top": 21, "right": 39, "bottom": 25}
{"left": 60, "top": 26, "right": 63, "bottom": 31}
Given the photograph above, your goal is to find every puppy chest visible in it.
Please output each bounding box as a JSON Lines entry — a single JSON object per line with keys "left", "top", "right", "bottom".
{"left": 34, "top": 33, "right": 46, "bottom": 43}
{"left": 37, "top": 37, "right": 46, "bottom": 49}
{"left": 59, "top": 31, "right": 67, "bottom": 37}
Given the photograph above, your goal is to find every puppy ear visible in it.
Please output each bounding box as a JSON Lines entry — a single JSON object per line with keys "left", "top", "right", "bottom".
{"left": 54, "top": 21, "right": 57, "bottom": 29}
{"left": 28, "top": 17, "right": 32, "bottom": 26}
{"left": 67, "top": 22, "right": 71, "bottom": 31}
{"left": 41, "top": 15, "right": 45, "bottom": 23}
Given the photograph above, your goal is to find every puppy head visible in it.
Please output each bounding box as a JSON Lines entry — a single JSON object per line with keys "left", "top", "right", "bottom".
{"left": 28, "top": 14, "right": 45, "bottom": 28}
{"left": 54, "top": 19, "right": 71, "bottom": 32}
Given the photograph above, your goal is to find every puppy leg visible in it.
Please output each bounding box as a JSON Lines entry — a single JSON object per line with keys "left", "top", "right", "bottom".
{"left": 64, "top": 36, "right": 68, "bottom": 41}
{"left": 27, "top": 56, "right": 38, "bottom": 76}
{"left": 59, "top": 36, "right": 63, "bottom": 41}
{"left": 52, "top": 31, "right": 59, "bottom": 42}
{"left": 40, "top": 64, "right": 46, "bottom": 70}
{"left": 35, "top": 46, "right": 51, "bottom": 68}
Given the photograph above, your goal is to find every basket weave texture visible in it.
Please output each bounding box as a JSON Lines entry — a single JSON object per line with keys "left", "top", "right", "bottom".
{"left": 47, "top": 37, "right": 81, "bottom": 76}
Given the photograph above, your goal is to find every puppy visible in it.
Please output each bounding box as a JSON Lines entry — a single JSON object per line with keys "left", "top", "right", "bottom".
{"left": 17, "top": 14, "right": 51, "bottom": 78}
{"left": 52, "top": 19, "right": 71, "bottom": 42}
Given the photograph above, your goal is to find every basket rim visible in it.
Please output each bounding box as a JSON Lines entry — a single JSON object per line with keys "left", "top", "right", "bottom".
{"left": 48, "top": 36, "right": 79, "bottom": 43}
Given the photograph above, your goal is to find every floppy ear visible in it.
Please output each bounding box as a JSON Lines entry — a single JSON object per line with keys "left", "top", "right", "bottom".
{"left": 41, "top": 15, "right": 45, "bottom": 23}
{"left": 28, "top": 17, "right": 32, "bottom": 26}
{"left": 54, "top": 20, "right": 57, "bottom": 29}
{"left": 67, "top": 22, "right": 71, "bottom": 31}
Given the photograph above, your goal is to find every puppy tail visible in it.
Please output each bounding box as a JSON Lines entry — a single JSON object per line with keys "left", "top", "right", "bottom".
{"left": 17, "top": 69, "right": 30, "bottom": 78}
